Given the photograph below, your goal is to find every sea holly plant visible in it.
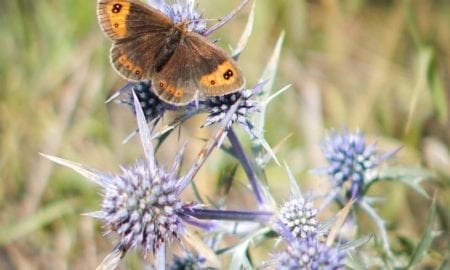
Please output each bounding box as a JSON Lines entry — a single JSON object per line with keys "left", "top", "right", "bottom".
{"left": 43, "top": 92, "right": 274, "bottom": 269}
{"left": 316, "top": 128, "right": 433, "bottom": 265}
{"left": 316, "top": 128, "right": 401, "bottom": 258}
{"left": 221, "top": 164, "right": 372, "bottom": 270}
{"left": 268, "top": 167, "right": 348, "bottom": 270}
{"left": 41, "top": 0, "right": 437, "bottom": 269}
{"left": 318, "top": 128, "right": 401, "bottom": 201}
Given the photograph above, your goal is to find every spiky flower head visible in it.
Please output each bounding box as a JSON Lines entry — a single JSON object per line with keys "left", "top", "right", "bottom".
{"left": 97, "top": 158, "right": 185, "bottom": 254}
{"left": 202, "top": 86, "right": 260, "bottom": 133}
{"left": 275, "top": 197, "right": 318, "bottom": 240}
{"left": 42, "top": 142, "right": 189, "bottom": 268}
{"left": 275, "top": 235, "right": 346, "bottom": 270}
{"left": 321, "top": 128, "right": 395, "bottom": 198}
{"left": 99, "top": 91, "right": 190, "bottom": 259}
{"left": 43, "top": 91, "right": 202, "bottom": 268}
{"left": 163, "top": 0, "right": 207, "bottom": 34}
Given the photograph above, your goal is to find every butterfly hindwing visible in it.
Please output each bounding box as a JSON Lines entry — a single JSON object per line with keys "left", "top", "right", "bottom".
{"left": 186, "top": 34, "right": 245, "bottom": 96}
{"left": 110, "top": 34, "right": 167, "bottom": 81}
{"left": 152, "top": 32, "right": 245, "bottom": 105}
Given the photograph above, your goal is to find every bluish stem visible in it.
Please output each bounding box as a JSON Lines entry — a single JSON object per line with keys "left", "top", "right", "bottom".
{"left": 227, "top": 128, "right": 266, "bottom": 205}
{"left": 184, "top": 207, "right": 273, "bottom": 223}
{"left": 182, "top": 215, "right": 218, "bottom": 231}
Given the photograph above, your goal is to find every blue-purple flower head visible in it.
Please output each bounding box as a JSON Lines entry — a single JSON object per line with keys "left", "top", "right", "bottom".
{"left": 274, "top": 235, "right": 346, "bottom": 270}
{"left": 42, "top": 147, "right": 190, "bottom": 268}
{"left": 98, "top": 158, "right": 185, "bottom": 255}
{"left": 274, "top": 197, "right": 318, "bottom": 241}
{"left": 270, "top": 166, "right": 348, "bottom": 269}
{"left": 321, "top": 128, "right": 396, "bottom": 198}
{"left": 42, "top": 92, "right": 203, "bottom": 269}
{"left": 165, "top": 0, "right": 206, "bottom": 33}
{"left": 99, "top": 91, "right": 193, "bottom": 260}
{"left": 42, "top": 140, "right": 190, "bottom": 269}
{"left": 202, "top": 88, "right": 259, "bottom": 131}
{"left": 148, "top": 0, "right": 207, "bottom": 34}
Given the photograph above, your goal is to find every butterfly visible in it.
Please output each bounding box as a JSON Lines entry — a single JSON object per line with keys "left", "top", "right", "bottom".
{"left": 97, "top": 0, "right": 246, "bottom": 105}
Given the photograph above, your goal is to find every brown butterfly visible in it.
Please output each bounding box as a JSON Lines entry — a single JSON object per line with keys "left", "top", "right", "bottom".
{"left": 97, "top": 0, "right": 245, "bottom": 105}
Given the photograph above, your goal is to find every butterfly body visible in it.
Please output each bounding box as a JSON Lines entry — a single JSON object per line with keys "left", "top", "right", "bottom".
{"left": 98, "top": 0, "right": 245, "bottom": 105}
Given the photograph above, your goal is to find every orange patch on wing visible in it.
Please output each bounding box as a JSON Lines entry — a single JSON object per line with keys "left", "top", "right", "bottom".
{"left": 105, "top": 1, "right": 131, "bottom": 38}
{"left": 118, "top": 55, "right": 127, "bottom": 64}
{"left": 117, "top": 53, "right": 139, "bottom": 72}
{"left": 133, "top": 66, "right": 142, "bottom": 76}
{"left": 159, "top": 80, "right": 184, "bottom": 97}
{"left": 200, "top": 61, "right": 238, "bottom": 88}
{"left": 174, "top": 88, "right": 184, "bottom": 97}
{"left": 165, "top": 85, "right": 176, "bottom": 95}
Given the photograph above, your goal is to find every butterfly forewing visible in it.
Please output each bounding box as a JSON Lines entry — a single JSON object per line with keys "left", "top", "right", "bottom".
{"left": 97, "top": 0, "right": 172, "bottom": 40}
{"left": 98, "top": 0, "right": 174, "bottom": 80}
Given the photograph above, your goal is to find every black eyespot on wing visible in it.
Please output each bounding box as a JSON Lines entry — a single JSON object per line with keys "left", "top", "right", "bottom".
{"left": 112, "top": 3, "right": 122, "bottom": 13}
{"left": 223, "top": 69, "right": 233, "bottom": 80}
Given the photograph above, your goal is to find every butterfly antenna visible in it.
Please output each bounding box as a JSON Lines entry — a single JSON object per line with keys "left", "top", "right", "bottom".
{"left": 204, "top": 0, "right": 250, "bottom": 36}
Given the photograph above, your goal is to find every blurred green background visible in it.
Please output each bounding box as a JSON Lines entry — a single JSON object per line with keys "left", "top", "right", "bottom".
{"left": 0, "top": 0, "right": 448, "bottom": 269}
